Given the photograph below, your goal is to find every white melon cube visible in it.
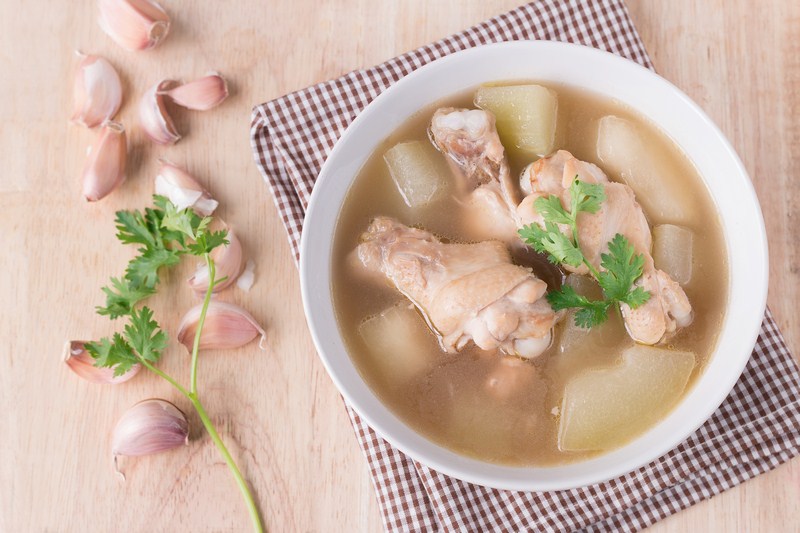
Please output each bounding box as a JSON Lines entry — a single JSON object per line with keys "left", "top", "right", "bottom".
{"left": 596, "top": 115, "right": 694, "bottom": 224}
{"left": 559, "top": 345, "right": 695, "bottom": 451}
{"left": 358, "top": 302, "right": 437, "bottom": 386}
{"left": 475, "top": 84, "right": 558, "bottom": 157}
{"left": 384, "top": 141, "right": 448, "bottom": 208}
{"left": 653, "top": 224, "right": 694, "bottom": 285}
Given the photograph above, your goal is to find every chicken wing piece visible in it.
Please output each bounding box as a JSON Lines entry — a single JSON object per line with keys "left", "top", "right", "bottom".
{"left": 518, "top": 150, "right": 692, "bottom": 344}
{"left": 430, "top": 108, "right": 522, "bottom": 244}
{"left": 357, "top": 217, "right": 557, "bottom": 359}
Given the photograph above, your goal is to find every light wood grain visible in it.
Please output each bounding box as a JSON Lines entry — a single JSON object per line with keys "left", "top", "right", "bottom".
{"left": 0, "top": 1, "right": 797, "bottom": 531}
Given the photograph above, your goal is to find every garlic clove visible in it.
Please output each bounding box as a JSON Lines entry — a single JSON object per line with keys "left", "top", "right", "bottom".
{"left": 82, "top": 121, "right": 127, "bottom": 202}
{"left": 236, "top": 259, "right": 256, "bottom": 292}
{"left": 139, "top": 80, "right": 181, "bottom": 144}
{"left": 188, "top": 227, "right": 243, "bottom": 293}
{"left": 165, "top": 72, "right": 229, "bottom": 111}
{"left": 177, "top": 301, "right": 266, "bottom": 351}
{"left": 112, "top": 399, "right": 189, "bottom": 475}
{"left": 98, "top": 0, "right": 170, "bottom": 52}
{"left": 63, "top": 341, "right": 140, "bottom": 384}
{"left": 71, "top": 53, "right": 123, "bottom": 128}
{"left": 154, "top": 160, "right": 218, "bottom": 215}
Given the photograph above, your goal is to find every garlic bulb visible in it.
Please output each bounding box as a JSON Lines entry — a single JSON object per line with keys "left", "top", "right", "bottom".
{"left": 188, "top": 227, "right": 243, "bottom": 293}
{"left": 166, "top": 73, "right": 229, "bottom": 111}
{"left": 71, "top": 53, "right": 122, "bottom": 128}
{"left": 82, "top": 121, "right": 127, "bottom": 202}
{"left": 98, "top": 0, "right": 170, "bottom": 51}
{"left": 177, "top": 301, "right": 266, "bottom": 351}
{"left": 63, "top": 341, "right": 140, "bottom": 384}
{"left": 236, "top": 259, "right": 256, "bottom": 292}
{"left": 154, "top": 160, "right": 218, "bottom": 215}
{"left": 139, "top": 80, "right": 181, "bottom": 144}
{"left": 112, "top": 399, "right": 189, "bottom": 472}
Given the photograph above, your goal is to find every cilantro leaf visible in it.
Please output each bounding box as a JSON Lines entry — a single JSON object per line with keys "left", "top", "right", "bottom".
{"left": 125, "top": 247, "right": 181, "bottom": 290}
{"left": 188, "top": 229, "right": 229, "bottom": 256}
{"left": 569, "top": 179, "right": 605, "bottom": 215}
{"left": 546, "top": 285, "right": 611, "bottom": 328}
{"left": 97, "top": 277, "right": 156, "bottom": 319}
{"left": 518, "top": 222, "right": 583, "bottom": 267}
{"left": 85, "top": 333, "right": 140, "bottom": 377}
{"left": 623, "top": 285, "right": 651, "bottom": 309}
{"left": 597, "top": 233, "right": 649, "bottom": 302}
{"left": 115, "top": 210, "right": 156, "bottom": 248}
{"left": 123, "top": 307, "right": 168, "bottom": 364}
{"left": 532, "top": 195, "right": 572, "bottom": 225}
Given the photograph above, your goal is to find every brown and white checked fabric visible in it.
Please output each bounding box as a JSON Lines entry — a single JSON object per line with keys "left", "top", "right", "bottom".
{"left": 250, "top": 0, "right": 800, "bottom": 531}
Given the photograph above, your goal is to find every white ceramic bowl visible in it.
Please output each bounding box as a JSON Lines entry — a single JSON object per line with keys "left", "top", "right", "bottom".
{"left": 300, "top": 41, "right": 768, "bottom": 491}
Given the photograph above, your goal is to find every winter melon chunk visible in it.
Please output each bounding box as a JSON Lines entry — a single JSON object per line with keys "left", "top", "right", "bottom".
{"left": 384, "top": 141, "right": 449, "bottom": 208}
{"left": 475, "top": 84, "right": 558, "bottom": 157}
{"left": 559, "top": 345, "right": 695, "bottom": 451}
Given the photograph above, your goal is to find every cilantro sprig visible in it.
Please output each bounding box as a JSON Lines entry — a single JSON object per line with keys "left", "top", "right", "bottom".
{"left": 81, "top": 196, "right": 264, "bottom": 532}
{"left": 518, "top": 179, "right": 650, "bottom": 328}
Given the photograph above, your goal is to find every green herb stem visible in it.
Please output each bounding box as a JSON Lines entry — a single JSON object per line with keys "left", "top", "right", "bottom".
{"left": 189, "top": 394, "right": 264, "bottom": 533}
{"left": 190, "top": 253, "right": 214, "bottom": 395}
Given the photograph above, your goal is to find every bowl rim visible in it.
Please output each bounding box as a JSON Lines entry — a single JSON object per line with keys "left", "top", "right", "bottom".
{"left": 300, "top": 40, "right": 769, "bottom": 491}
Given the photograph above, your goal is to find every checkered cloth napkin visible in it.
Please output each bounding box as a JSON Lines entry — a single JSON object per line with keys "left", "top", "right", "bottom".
{"left": 250, "top": 0, "right": 800, "bottom": 530}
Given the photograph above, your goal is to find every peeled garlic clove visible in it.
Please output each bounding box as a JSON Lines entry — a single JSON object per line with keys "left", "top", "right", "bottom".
{"left": 82, "top": 121, "right": 127, "bottom": 202}
{"left": 71, "top": 53, "right": 122, "bottom": 128}
{"left": 63, "top": 341, "right": 140, "bottom": 384}
{"left": 177, "top": 301, "right": 266, "bottom": 351}
{"left": 112, "top": 399, "right": 188, "bottom": 475}
{"left": 188, "top": 227, "right": 243, "bottom": 293}
{"left": 166, "top": 73, "right": 229, "bottom": 111}
{"left": 98, "top": 0, "right": 170, "bottom": 51}
{"left": 154, "top": 160, "right": 218, "bottom": 215}
{"left": 139, "top": 80, "right": 181, "bottom": 144}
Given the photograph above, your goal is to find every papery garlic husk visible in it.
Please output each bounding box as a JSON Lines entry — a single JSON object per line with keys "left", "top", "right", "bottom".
{"left": 64, "top": 341, "right": 140, "bottom": 384}
{"left": 177, "top": 301, "right": 266, "bottom": 351}
{"left": 165, "top": 73, "right": 229, "bottom": 111}
{"left": 188, "top": 227, "right": 243, "bottom": 293}
{"left": 139, "top": 80, "right": 181, "bottom": 144}
{"left": 98, "top": 0, "right": 170, "bottom": 51}
{"left": 236, "top": 259, "right": 256, "bottom": 292}
{"left": 112, "top": 399, "right": 188, "bottom": 471}
{"left": 154, "top": 160, "right": 218, "bottom": 215}
{"left": 82, "top": 121, "right": 127, "bottom": 201}
{"left": 71, "top": 53, "right": 122, "bottom": 128}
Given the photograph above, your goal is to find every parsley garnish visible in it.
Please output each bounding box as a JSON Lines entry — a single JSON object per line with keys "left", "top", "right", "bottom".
{"left": 518, "top": 179, "right": 650, "bottom": 328}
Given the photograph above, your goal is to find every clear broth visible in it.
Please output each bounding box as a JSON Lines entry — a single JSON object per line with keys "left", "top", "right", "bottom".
{"left": 330, "top": 83, "right": 729, "bottom": 466}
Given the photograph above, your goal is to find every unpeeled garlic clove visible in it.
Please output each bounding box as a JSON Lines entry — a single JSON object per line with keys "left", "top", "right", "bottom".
{"left": 166, "top": 73, "right": 229, "bottom": 111}
{"left": 154, "top": 160, "right": 218, "bottom": 215}
{"left": 98, "top": 0, "right": 170, "bottom": 51}
{"left": 82, "top": 121, "right": 127, "bottom": 202}
{"left": 177, "top": 301, "right": 266, "bottom": 351}
{"left": 71, "top": 53, "right": 122, "bottom": 128}
{"left": 63, "top": 341, "right": 140, "bottom": 384}
{"left": 188, "top": 227, "right": 243, "bottom": 293}
{"left": 112, "top": 399, "right": 189, "bottom": 474}
{"left": 139, "top": 80, "right": 181, "bottom": 144}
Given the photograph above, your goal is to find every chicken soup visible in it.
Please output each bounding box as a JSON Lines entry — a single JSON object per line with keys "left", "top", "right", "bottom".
{"left": 331, "top": 83, "right": 728, "bottom": 466}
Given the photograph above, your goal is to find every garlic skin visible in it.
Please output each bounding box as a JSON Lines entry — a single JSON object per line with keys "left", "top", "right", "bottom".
{"left": 63, "top": 341, "right": 140, "bottom": 384}
{"left": 139, "top": 80, "right": 181, "bottom": 144}
{"left": 236, "top": 259, "right": 256, "bottom": 292}
{"left": 188, "top": 227, "right": 243, "bottom": 293}
{"left": 177, "top": 301, "right": 266, "bottom": 351}
{"left": 71, "top": 54, "right": 122, "bottom": 128}
{"left": 82, "top": 121, "right": 127, "bottom": 202}
{"left": 154, "top": 160, "right": 218, "bottom": 215}
{"left": 166, "top": 73, "right": 229, "bottom": 111}
{"left": 98, "top": 0, "right": 170, "bottom": 51}
{"left": 112, "top": 399, "right": 189, "bottom": 472}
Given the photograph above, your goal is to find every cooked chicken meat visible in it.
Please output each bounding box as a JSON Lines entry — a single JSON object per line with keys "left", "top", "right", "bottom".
{"left": 430, "top": 108, "right": 521, "bottom": 243}
{"left": 357, "top": 217, "right": 557, "bottom": 359}
{"left": 520, "top": 150, "right": 693, "bottom": 344}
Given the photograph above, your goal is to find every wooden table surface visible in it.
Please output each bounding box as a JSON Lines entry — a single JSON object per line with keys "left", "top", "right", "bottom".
{"left": 1, "top": 1, "right": 798, "bottom": 531}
